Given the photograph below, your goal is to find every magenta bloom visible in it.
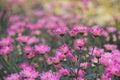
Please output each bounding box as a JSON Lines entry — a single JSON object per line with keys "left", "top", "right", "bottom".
{"left": 0, "top": 45, "right": 13, "bottom": 55}
{"left": 58, "top": 44, "right": 69, "bottom": 54}
{"left": 74, "top": 69, "right": 86, "bottom": 77}
{"left": 20, "top": 66, "right": 39, "bottom": 79}
{"left": 89, "top": 26, "right": 105, "bottom": 36}
{"left": 19, "top": 62, "right": 30, "bottom": 69}
{"left": 8, "top": 15, "right": 21, "bottom": 23}
{"left": 59, "top": 68, "right": 70, "bottom": 76}
{"left": 80, "top": 62, "right": 89, "bottom": 69}
{"left": 69, "top": 25, "right": 88, "bottom": 37}
{"left": 53, "top": 27, "right": 69, "bottom": 36}
{"left": 47, "top": 57, "right": 54, "bottom": 65}
{"left": 91, "top": 57, "right": 98, "bottom": 63}
{"left": 45, "top": 22, "right": 57, "bottom": 29}
{"left": 7, "top": 21, "right": 25, "bottom": 35}
{"left": 40, "top": 71, "right": 61, "bottom": 80}
{"left": 89, "top": 46, "right": 104, "bottom": 58}
{"left": 35, "top": 44, "right": 51, "bottom": 54}
{"left": 99, "top": 53, "right": 113, "bottom": 66}
{"left": 5, "top": 73, "right": 21, "bottom": 80}
{"left": 17, "top": 36, "right": 30, "bottom": 43}
{"left": 0, "top": 37, "right": 13, "bottom": 46}
{"left": 106, "top": 26, "right": 116, "bottom": 33}
{"left": 101, "top": 72, "right": 112, "bottom": 80}
{"left": 104, "top": 44, "right": 117, "bottom": 51}
{"left": 73, "top": 25, "right": 89, "bottom": 34}
{"left": 27, "top": 37, "right": 39, "bottom": 45}
{"left": 55, "top": 51, "right": 66, "bottom": 61}
{"left": 106, "top": 63, "right": 120, "bottom": 76}
{"left": 24, "top": 46, "right": 35, "bottom": 58}
{"left": 74, "top": 38, "right": 87, "bottom": 50}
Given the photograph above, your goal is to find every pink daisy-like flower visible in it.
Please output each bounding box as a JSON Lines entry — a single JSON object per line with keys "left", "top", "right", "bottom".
{"left": 74, "top": 38, "right": 87, "bottom": 50}
{"left": 89, "top": 46, "right": 104, "bottom": 58}
{"left": 106, "top": 26, "right": 116, "bottom": 33}
{"left": 34, "top": 44, "right": 51, "bottom": 54}
{"left": 89, "top": 26, "right": 105, "bottom": 37}
{"left": 16, "top": 36, "right": 30, "bottom": 43}
{"left": 0, "top": 45, "right": 13, "bottom": 55}
{"left": 58, "top": 44, "right": 69, "bottom": 54}
{"left": 99, "top": 53, "right": 113, "bottom": 66}
{"left": 40, "top": 71, "right": 61, "bottom": 80}
{"left": 59, "top": 68, "right": 70, "bottom": 76}
{"left": 53, "top": 27, "right": 69, "bottom": 36}
{"left": 104, "top": 44, "right": 117, "bottom": 51}
{"left": 80, "top": 62, "right": 89, "bottom": 69}
{"left": 69, "top": 25, "right": 88, "bottom": 37}
{"left": 5, "top": 73, "right": 21, "bottom": 80}
{"left": 0, "top": 37, "right": 13, "bottom": 46}
{"left": 106, "top": 63, "right": 120, "bottom": 76}
{"left": 20, "top": 66, "right": 39, "bottom": 79}
{"left": 24, "top": 46, "right": 35, "bottom": 58}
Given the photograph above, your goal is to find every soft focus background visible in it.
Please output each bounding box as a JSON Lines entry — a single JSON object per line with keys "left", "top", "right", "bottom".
{"left": 0, "top": 0, "right": 120, "bottom": 36}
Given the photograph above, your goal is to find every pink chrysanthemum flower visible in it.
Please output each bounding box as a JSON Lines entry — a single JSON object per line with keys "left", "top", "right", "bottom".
{"left": 73, "top": 69, "right": 86, "bottom": 77}
{"left": 55, "top": 51, "right": 66, "bottom": 61}
{"left": 27, "top": 37, "right": 39, "bottom": 45}
{"left": 89, "top": 46, "right": 104, "bottom": 58}
{"left": 47, "top": 57, "right": 54, "bottom": 65}
{"left": 0, "top": 45, "right": 13, "bottom": 55}
{"left": 5, "top": 73, "right": 21, "bottom": 80}
{"left": 101, "top": 72, "right": 112, "bottom": 80}
{"left": 40, "top": 71, "right": 61, "bottom": 80}
{"left": 99, "top": 53, "right": 113, "bottom": 66}
{"left": 80, "top": 62, "right": 89, "bottom": 69}
{"left": 7, "top": 21, "right": 25, "bottom": 35}
{"left": 106, "top": 26, "right": 116, "bottom": 33}
{"left": 17, "top": 36, "right": 30, "bottom": 43}
{"left": 24, "top": 46, "right": 35, "bottom": 58}
{"left": 34, "top": 44, "right": 51, "bottom": 54}
{"left": 20, "top": 66, "right": 39, "bottom": 79}
{"left": 19, "top": 62, "right": 30, "bottom": 69}
{"left": 106, "top": 63, "right": 120, "bottom": 76}
{"left": 0, "top": 37, "right": 13, "bottom": 46}
{"left": 53, "top": 27, "right": 69, "bottom": 36}
{"left": 89, "top": 26, "right": 105, "bottom": 37}
{"left": 74, "top": 38, "right": 87, "bottom": 50}
{"left": 59, "top": 68, "right": 70, "bottom": 76}
{"left": 69, "top": 25, "right": 89, "bottom": 37}
{"left": 104, "top": 44, "right": 117, "bottom": 51}
{"left": 58, "top": 44, "right": 69, "bottom": 54}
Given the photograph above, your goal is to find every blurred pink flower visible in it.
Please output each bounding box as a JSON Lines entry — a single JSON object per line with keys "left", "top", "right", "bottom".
{"left": 0, "top": 45, "right": 13, "bottom": 55}
{"left": 54, "top": 27, "right": 69, "bottom": 36}
{"left": 89, "top": 26, "right": 105, "bottom": 37}
{"left": 104, "top": 44, "right": 117, "bottom": 51}
{"left": 35, "top": 44, "right": 51, "bottom": 54}
{"left": 59, "top": 68, "right": 70, "bottom": 76}
{"left": 99, "top": 53, "right": 113, "bottom": 66}
{"left": 20, "top": 66, "right": 39, "bottom": 79}
{"left": 5, "top": 73, "right": 21, "bottom": 80}
{"left": 24, "top": 46, "right": 35, "bottom": 58}
{"left": 0, "top": 37, "right": 13, "bottom": 46}
{"left": 89, "top": 46, "right": 104, "bottom": 58}
{"left": 80, "top": 62, "right": 89, "bottom": 69}
{"left": 74, "top": 38, "right": 87, "bottom": 50}
{"left": 40, "top": 71, "right": 61, "bottom": 80}
{"left": 106, "top": 63, "right": 120, "bottom": 76}
{"left": 106, "top": 26, "right": 116, "bottom": 33}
